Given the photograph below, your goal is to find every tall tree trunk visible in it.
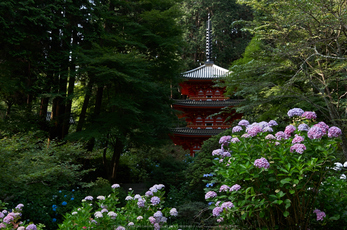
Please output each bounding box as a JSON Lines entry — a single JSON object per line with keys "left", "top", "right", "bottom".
{"left": 76, "top": 80, "right": 93, "bottom": 132}
{"left": 110, "top": 137, "right": 124, "bottom": 183}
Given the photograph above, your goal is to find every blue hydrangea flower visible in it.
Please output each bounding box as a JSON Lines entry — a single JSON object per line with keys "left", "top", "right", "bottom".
{"left": 62, "top": 201, "right": 67, "bottom": 206}
{"left": 71, "top": 197, "right": 74, "bottom": 201}
{"left": 52, "top": 218, "right": 57, "bottom": 222}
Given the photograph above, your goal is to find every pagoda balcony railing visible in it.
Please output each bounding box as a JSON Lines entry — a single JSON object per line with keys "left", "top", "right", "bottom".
{"left": 188, "top": 96, "right": 229, "bottom": 101}
{"left": 187, "top": 124, "right": 230, "bottom": 129}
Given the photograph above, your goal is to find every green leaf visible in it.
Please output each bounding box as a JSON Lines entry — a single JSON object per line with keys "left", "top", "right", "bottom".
{"left": 268, "top": 177, "right": 276, "bottom": 182}
{"left": 289, "top": 190, "right": 295, "bottom": 194}
{"left": 283, "top": 211, "right": 289, "bottom": 217}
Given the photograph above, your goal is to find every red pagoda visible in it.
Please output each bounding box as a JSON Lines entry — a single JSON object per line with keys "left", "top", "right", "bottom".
{"left": 171, "top": 15, "right": 242, "bottom": 156}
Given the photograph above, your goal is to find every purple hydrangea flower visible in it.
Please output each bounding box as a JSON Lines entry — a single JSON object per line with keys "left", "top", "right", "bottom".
{"left": 0, "top": 223, "right": 6, "bottom": 228}
{"left": 292, "top": 134, "right": 304, "bottom": 144}
{"left": 287, "top": 108, "right": 304, "bottom": 117}
{"left": 275, "top": 131, "right": 286, "bottom": 140}
{"left": 154, "top": 223, "right": 160, "bottom": 230}
{"left": 290, "top": 143, "right": 306, "bottom": 154}
{"left": 231, "top": 137, "right": 240, "bottom": 143}
{"left": 219, "top": 136, "right": 231, "bottom": 145}
{"left": 116, "top": 226, "right": 126, "bottom": 230}
{"left": 137, "top": 198, "right": 145, "bottom": 208}
{"left": 316, "top": 122, "right": 329, "bottom": 132}
{"left": 212, "top": 207, "right": 223, "bottom": 217}
{"left": 230, "top": 184, "right": 241, "bottom": 192}
{"left": 307, "top": 126, "right": 325, "bottom": 139}
{"left": 217, "top": 217, "right": 224, "bottom": 223}
{"left": 219, "top": 185, "right": 230, "bottom": 192}
{"left": 221, "top": 201, "right": 234, "bottom": 209}
{"left": 238, "top": 119, "right": 250, "bottom": 126}
{"left": 212, "top": 149, "right": 223, "bottom": 156}
{"left": 94, "top": 211, "right": 103, "bottom": 218}
{"left": 328, "top": 126, "right": 342, "bottom": 138}
{"left": 125, "top": 196, "right": 133, "bottom": 201}
{"left": 254, "top": 157, "right": 270, "bottom": 169}
{"left": 268, "top": 120, "right": 278, "bottom": 126}
{"left": 302, "top": 111, "right": 317, "bottom": 120}
{"left": 170, "top": 208, "right": 178, "bottom": 216}
{"left": 221, "top": 151, "right": 231, "bottom": 157}
{"left": 265, "top": 134, "right": 276, "bottom": 140}
{"left": 84, "top": 196, "right": 93, "bottom": 201}
{"left": 262, "top": 126, "right": 273, "bottom": 132}
{"left": 0, "top": 212, "right": 4, "bottom": 219}
{"left": 153, "top": 211, "right": 163, "bottom": 218}
{"left": 205, "top": 191, "right": 217, "bottom": 199}
{"left": 247, "top": 125, "right": 262, "bottom": 136}
{"left": 151, "top": 196, "right": 160, "bottom": 205}
{"left": 111, "top": 184, "right": 120, "bottom": 189}
{"left": 232, "top": 126, "right": 243, "bottom": 133}
{"left": 284, "top": 125, "right": 296, "bottom": 136}
{"left": 298, "top": 123, "right": 309, "bottom": 132}
{"left": 15, "top": 204, "right": 24, "bottom": 210}
{"left": 241, "top": 133, "right": 251, "bottom": 138}
{"left": 313, "top": 209, "right": 326, "bottom": 221}
{"left": 108, "top": 211, "right": 117, "bottom": 219}
{"left": 145, "top": 191, "right": 153, "bottom": 197}
{"left": 26, "top": 224, "right": 37, "bottom": 230}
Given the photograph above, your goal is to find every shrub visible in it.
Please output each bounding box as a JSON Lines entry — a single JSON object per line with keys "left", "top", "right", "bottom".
{"left": 59, "top": 184, "right": 180, "bottom": 229}
{"left": 204, "top": 109, "right": 345, "bottom": 229}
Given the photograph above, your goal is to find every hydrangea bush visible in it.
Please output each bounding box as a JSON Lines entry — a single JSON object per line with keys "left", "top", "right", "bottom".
{"left": 58, "top": 184, "right": 179, "bottom": 229}
{"left": 0, "top": 203, "right": 44, "bottom": 229}
{"left": 204, "top": 109, "right": 344, "bottom": 229}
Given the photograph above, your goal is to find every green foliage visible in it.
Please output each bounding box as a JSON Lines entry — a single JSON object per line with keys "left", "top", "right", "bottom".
{"left": 225, "top": 0, "right": 347, "bottom": 155}
{"left": 0, "top": 132, "right": 92, "bottom": 228}
{"left": 204, "top": 113, "right": 344, "bottom": 229}
{"left": 180, "top": 0, "right": 253, "bottom": 68}
{"left": 184, "top": 129, "right": 233, "bottom": 201}
{"left": 58, "top": 184, "right": 180, "bottom": 229}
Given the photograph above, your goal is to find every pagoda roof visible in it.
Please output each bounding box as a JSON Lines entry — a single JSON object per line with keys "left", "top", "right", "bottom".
{"left": 173, "top": 99, "right": 243, "bottom": 108}
{"left": 182, "top": 63, "right": 229, "bottom": 79}
{"left": 171, "top": 127, "right": 227, "bottom": 137}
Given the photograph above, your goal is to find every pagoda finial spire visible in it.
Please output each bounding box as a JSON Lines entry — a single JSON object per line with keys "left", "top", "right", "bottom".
{"left": 205, "top": 13, "right": 213, "bottom": 65}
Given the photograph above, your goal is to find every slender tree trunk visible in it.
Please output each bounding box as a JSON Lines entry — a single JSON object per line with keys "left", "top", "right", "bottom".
{"left": 76, "top": 80, "right": 93, "bottom": 132}
{"left": 110, "top": 137, "right": 124, "bottom": 183}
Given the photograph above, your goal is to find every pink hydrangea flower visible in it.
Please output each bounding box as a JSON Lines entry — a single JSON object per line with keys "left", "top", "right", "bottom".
{"left": 205, "top": 191, "right": 217, "bottom": 199}
{"left": 254, "top": 157, "right": 270, "bottom": 169}
{"left": 302, "top": 111, "right": 317, "bottom": 120}
{"left": 219, "top": 185, "right": 230, "bottom": 192}
{"left": 262, "top": 126, "right": 273, "bottom": 132}
{"left": 217, "top": 217, "right": 224, "bottom": 223}
{"left": 290, "top": 144, "right": 306, "bottom": 154}
{"left": 284, "top": 125, "right": 296, "bottom": 136}
{"left": 149, "top": 216, "right": 156, "bottom": 224}
{"left": 265, "top": 134, "right": 276, "bottom": 140}
{"left": 3, "top": 215, "right": 14, "bottom": 224}
{"left": 247, "top": 125, "right": 262, "bottom": 137}
{"left": 230, "top": 184, "right": 241, "bottom": 192}
{"left": 111, "top": 184, "right": 120, "bottom": 189}
{"left": 328, "top": 126, "right": 342, "bottom": 138}
{"left": 292, "top": 134, "right": 304, "bottom": 144}
{"left": 313, "top": 209, "right": 326, "bottom": 221}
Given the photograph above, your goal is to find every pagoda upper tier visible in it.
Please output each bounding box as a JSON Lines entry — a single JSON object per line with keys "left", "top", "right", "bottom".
{"left": 179, "top": 63, "right": 229, "bottom": 101}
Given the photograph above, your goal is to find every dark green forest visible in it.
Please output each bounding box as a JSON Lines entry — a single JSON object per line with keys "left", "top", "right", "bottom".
{"left": 1, "top": 0, "right": 347, "bottom": 229}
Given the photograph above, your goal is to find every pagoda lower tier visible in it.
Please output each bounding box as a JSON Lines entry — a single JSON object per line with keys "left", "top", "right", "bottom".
{"left": 170, "top": 99, "right": 243, "bottom": 156}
